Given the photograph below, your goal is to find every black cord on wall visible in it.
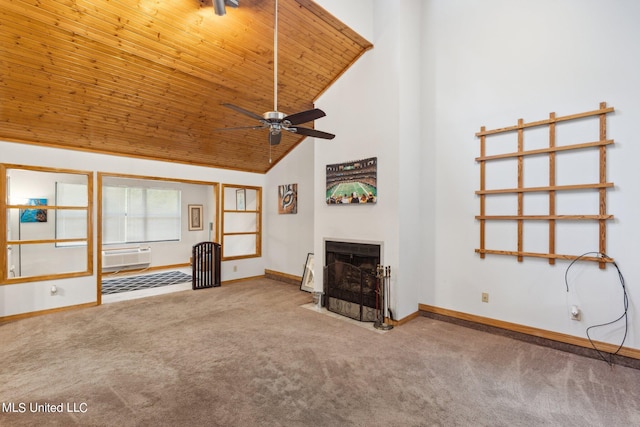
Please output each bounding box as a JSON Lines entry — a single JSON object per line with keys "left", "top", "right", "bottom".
{"left": 564, "top": 252, "right": 629, "bottom": 366}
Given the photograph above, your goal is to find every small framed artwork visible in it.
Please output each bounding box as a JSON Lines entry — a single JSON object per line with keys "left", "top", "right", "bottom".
{"left": 278, "top": 183, "right": 297, "bottom": 214}
{"left": 20, "top": 198, "right": 48, "bottom": 223}
{"left": 188, "top": 204, "right": 203, "bottom": 231}
{"left": 236, "top": 189, "right": 246, "bottom": 210}
{"left": 325, "top": 157, "right": 377, "bottom": 204}
{"left": 300, "top": 253, "right": 314, "bottom": 292}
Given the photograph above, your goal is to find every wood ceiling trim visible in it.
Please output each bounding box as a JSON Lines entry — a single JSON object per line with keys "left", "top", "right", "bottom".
{"left": 294, "top": 0, "right": 373, "bottom": 50}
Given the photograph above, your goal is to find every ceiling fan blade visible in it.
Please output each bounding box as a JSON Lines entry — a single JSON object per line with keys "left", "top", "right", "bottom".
{"left": 292, "top": 126, "right": 335, "bottom": 140}
{"left": 214, "top": 125, "right": 266, "bottom": 132}
{"left": 221, "top": 103, "right": 264, "bottom": 121}
{"left": 284, "top": 108, "right": 326, "bottom": 125}
{"left": 269, "top": 131, "right": 282, "bottom": 146}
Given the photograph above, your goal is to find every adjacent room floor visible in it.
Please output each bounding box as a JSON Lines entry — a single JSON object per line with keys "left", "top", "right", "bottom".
{"left": 101, "top": 268, "right": 193, "bottom": 304}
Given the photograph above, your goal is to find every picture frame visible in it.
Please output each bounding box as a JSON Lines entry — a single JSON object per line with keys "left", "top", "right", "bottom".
{"left": 326, "top": 157, "right": 377, "bottom": 205}
{"left": 236, "top": 188, "right": 246, "bottom": 210}
{"left": 278, "top": 183, "right": 297, "bottom": 214}
{"left": 20, "top": 198, "right": 48, "bottom": 223}
{"left": 188, "top": 204, "right": 203, "bottom": 231}
{"left": 300, "top": 253, "right": 314, "bottom": 292}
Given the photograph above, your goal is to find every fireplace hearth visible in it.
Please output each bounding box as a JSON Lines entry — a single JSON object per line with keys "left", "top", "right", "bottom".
{"left": 324, "top": 240, "right": 381, "bottom": 322}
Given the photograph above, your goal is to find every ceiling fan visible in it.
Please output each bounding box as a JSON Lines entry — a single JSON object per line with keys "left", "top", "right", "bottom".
{"left": 218, "top": 0, "right": 335, "bottom": 147}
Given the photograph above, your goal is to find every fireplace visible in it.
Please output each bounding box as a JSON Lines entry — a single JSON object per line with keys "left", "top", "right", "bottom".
{"left": 323, "top": 240, "right": 381, "bottom": 322}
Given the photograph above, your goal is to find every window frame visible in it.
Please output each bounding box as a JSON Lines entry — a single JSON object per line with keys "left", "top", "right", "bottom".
{"left": 97, "top": 172, "right": 220, "bottom": 277}
{"left": 221, "top": 184, "right": 262, "bottom": 261}
{"left": 1, "top": 164, "right": 93, "bottom": 284}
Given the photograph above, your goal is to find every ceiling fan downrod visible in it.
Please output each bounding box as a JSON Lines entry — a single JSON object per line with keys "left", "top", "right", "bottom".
{"left": 273, "top": 0, "right": 278, "bottom": 113}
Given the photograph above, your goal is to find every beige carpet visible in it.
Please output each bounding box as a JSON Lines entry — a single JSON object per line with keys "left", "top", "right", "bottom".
{"left": 1, "top": 278, "right": 639, "bottom": 426}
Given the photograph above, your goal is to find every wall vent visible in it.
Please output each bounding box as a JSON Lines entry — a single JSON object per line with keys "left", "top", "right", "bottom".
{"left": 102, "top": 247, "right": 151, "bottom": 270}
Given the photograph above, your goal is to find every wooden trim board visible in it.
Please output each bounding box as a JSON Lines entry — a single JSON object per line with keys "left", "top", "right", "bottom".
{"left": 264, "top": 269, "right": 302, "bottom": 286}
{"left": 0, "top": 302, "right": 97, "bottom": 324}
{"left": 419, "top": 304, "right": 640, "bottom": 363}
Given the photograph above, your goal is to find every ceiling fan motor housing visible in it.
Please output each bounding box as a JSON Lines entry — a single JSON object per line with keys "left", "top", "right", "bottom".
{"left": 263, "top": 111, "right": 286, "bottom": 121}
{"left": 264, "top": 111, "right": 288, "bottom": 135}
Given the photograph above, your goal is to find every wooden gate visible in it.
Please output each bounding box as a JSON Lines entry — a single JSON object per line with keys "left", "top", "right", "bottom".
{"left": 192, "top": 242, "right": 221, "bottom": 289}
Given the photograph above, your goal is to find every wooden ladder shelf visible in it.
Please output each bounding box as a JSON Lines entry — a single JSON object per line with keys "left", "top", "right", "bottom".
{"left": 475, "top": 102, "right": 614, "bottom": 268}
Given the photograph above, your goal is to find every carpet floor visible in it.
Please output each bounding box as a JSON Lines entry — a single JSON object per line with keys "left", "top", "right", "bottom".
{"left": 1, "top": 278, "right": 639, "bottom": 426}
{"left": 101, "top": 271, "right": 192, "bottom": 295}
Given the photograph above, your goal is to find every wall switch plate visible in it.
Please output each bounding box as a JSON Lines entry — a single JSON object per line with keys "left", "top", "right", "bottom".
{"left": 482, "top": 292, "right": 489, "bottom": 303}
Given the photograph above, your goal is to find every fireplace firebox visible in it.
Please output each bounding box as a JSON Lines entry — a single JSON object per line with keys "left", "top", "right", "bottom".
{"left": 323, "top": 240, "right": 381, "bottom": 322}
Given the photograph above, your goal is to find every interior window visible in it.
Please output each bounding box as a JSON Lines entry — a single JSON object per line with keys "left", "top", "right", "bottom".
{"left": 1, "top": 164, "right": 93, "bottom": 283}
{"left": 221, "top": 184, "right": 262, "bottom": 260}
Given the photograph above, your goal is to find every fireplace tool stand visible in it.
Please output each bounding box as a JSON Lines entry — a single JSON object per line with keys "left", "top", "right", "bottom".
{"left": 374, "top": 265, "right": 394, "bottom": 330}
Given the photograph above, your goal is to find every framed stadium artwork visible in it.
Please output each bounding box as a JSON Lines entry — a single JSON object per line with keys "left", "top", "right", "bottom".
{"left": 278, "top": 183, "right": 297, "bottom": 214}
{"left": 326, "top": 157, "right": 377, "bottom": 205}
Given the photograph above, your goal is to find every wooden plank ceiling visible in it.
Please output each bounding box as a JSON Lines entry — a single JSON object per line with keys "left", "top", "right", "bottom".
{"left": 0, "top": 0, "right": 372, "bottom": 173}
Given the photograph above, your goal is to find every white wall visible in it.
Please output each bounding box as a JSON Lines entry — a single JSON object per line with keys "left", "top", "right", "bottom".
{"left": 424, "top": 0, "right": 640, "bottom": 349}
{"left": 1, "top": 140, "right": 265, "bottom": 317}
{"left": 264, "top": 140, "right": 315, "bottom": 278}
{"left": 395, "top": 0, "right": 430, "bottom": 322}
{"left": 312, "top": 0, "right": 425, "bottom": 320}
{"left": 314, "top": 0, "right": 638, "bottom": 351}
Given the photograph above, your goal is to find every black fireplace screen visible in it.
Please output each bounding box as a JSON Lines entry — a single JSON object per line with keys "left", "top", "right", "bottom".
{"left": 324, "top": 262, "right": 377, "bottom": 321}
{"left": 324, "top": 241, "right": 381, "bottom": 322}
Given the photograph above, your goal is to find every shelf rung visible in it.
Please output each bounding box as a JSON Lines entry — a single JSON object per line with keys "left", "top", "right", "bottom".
{"left": 7, "top": 238, "right": 87, "bottom": 245}
{"left": 476, "top": 182, "right": 613, "bottom": 195}
{"left": 475, "top": 249, "right": 614, "bottom": 263}
{"left": 476, "top": 106, "right": 614, "bottom": 136}
{"left": 475, "top": 214, "right": 613, "bottom": 220}
{"left": 475, "top": 140, "right": 613, "bottom": 161}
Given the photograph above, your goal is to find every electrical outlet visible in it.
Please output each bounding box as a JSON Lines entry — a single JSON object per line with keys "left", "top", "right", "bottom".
{"left": 571, "top": 305, "right": 581, "bottom": 321}
{"left": 482, "top": 292, "right": 489, "bottom": 303}
{"left": 233, "top": 265, "right": 238, "bottom": 272}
